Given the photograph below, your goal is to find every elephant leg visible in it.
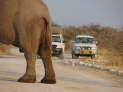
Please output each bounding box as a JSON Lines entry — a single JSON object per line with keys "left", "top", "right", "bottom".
{"left": 18, "top": 17, "right": 42, "bottom": 83}
{"left": 18, "top": 51, "right": 36, "bottom": 83}
{"left": 40, "top": 46, "right": 56, "bottom": 84}
{"left": 38, "top": 22, "right": 56, "bottom": 84}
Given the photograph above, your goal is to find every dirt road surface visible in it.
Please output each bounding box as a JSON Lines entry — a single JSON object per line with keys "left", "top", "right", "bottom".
{"left": 0, "top": 53, "right": 123, "bottom": 92}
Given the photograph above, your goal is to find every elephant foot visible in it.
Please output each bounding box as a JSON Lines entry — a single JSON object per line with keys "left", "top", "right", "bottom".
{"left": 17, "top": 75, "right": 36, "bottom": 83}
{"left": 41, "top": 77, "right": 56, "bottom": 84}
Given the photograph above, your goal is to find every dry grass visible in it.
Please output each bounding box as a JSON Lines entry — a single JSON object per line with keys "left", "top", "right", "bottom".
{"left": 0, "top": 44, "right": 10, "bottom": 55}
{"left": 97, "top": 48, "right": 123, "bottom": 66}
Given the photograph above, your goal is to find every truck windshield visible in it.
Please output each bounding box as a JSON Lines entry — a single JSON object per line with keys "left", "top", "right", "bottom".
{"left": 75, "top": 37, "right": 94, "bottom": 44}
{"left": 52, "top": 36, "right": 61, "bottom": 42}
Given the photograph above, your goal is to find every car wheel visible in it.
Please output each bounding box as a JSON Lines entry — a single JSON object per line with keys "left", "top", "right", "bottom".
{"left": 91, "top": 54, "right": 95, "bottom": 59}
{"left": 72, "top": 53, "right": 79, "bottom": 59}
{"left": 59, "top": 53, "right": 64, "bottom": 59}
{"left": 59, "top": 49, "right": 64, "bottom": 59}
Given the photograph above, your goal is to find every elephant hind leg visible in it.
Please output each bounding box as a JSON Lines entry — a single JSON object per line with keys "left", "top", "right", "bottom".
{"left": 39, "top": 45, "right": 56, "bottom": 84}
{"left": 38, "top": 22, "right": 56, "bottom": 84}
{"left": 18, "top": 51, "right": 37, "bottom": 83}
{"left": 18, "top": 17, "right": 43, "bottom": 83}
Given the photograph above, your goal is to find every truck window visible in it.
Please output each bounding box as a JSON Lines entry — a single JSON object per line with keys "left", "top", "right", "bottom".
{"left": 75, "top": 37, "right": 94, "bottom": 44}
{"left": 52, "top": 36, "right": 61, "bottom": 42}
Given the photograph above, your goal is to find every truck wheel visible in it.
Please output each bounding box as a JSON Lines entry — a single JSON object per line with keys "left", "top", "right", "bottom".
{"left": 59, "top": 49, "right": 64, "bottom": 59}
{"left": 72, "top": 54, "right": 79, "bottom": 59}
{"left": 91, "top": 54, "right": 95, "bottom": 59}
{"left": 59, "top": 53, "right": 64, "bottom": 59}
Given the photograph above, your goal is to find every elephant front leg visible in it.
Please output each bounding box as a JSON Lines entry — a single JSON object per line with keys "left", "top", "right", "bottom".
{"left": 18, "top": 52, "right": 36, "bottom": 83}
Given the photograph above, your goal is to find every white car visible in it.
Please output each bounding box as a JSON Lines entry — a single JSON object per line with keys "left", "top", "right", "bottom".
{"left": 72, "top": 35, "right": 97, "bottom": 59}
{"left": 52, "top": 34, "right": 65, "bottom": 58}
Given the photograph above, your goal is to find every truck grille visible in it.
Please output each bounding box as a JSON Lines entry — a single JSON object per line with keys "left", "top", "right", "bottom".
{"left": 52, "top": 45, "right": 57, "bottom": 49}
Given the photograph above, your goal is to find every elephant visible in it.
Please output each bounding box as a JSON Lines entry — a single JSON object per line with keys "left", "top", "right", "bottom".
{"left": 0, "top": 0, "right": 56, "bottom": 84}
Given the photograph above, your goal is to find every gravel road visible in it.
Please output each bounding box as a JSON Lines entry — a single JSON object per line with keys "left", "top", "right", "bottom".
{"left": 0, "top": 53, "right": 123, "bottom": 92}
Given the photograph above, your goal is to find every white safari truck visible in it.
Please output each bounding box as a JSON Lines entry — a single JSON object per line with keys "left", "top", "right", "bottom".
{"left": 52, "top": 33, "right": 65, "bottom": 58}
{"left": 72, "top": 35, "right": 97, "bottom": 59}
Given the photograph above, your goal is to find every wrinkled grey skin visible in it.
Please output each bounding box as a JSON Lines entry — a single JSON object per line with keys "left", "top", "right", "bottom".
{"left": 0, "top": 0, "right": 56, "bottom": 84}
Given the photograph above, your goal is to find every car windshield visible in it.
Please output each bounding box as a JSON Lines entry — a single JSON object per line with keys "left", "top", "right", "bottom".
{"left": 52, "top": 36, "right": 61, "bottom": 42}
{"left": 75, "top": 37, "right": 94, "bottom": 44}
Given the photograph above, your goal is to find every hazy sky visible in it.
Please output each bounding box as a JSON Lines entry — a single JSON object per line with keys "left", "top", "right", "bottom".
{"left": 44, "top": 0, "right": 123, "bottom": 28}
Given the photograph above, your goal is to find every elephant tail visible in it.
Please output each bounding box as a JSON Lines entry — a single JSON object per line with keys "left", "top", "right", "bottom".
{"left": 43, "top": 17, "right": 52, "bottom": 47}
{"left": 38, "top": 17, "right": 52, "bottom": 51}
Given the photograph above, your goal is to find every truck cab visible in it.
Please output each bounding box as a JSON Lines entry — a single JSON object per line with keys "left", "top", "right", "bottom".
{"left": 72, "top": 35, "right": 97, "bottom": 59}
{"left": 52, "top": 33, "right": 65, "bottom": 58}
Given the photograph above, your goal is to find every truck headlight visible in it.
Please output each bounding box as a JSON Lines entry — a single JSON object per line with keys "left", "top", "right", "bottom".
{"left": 92, "top": 47, "right": 96, "bottom": 50}
{"left": 75, "top": 46, "right": 81, "bottom": 50}
{"left": 88, "top": 47, "right": 91, "bottom": 50}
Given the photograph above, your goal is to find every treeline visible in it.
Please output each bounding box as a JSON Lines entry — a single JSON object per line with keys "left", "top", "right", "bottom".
{"left": 62, "top": 24, "right": 123, "bottom": 53}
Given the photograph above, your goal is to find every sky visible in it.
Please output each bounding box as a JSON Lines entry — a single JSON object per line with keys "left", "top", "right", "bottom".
{"left": 44, "top": 0, "right": 123, "bottom": 28}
